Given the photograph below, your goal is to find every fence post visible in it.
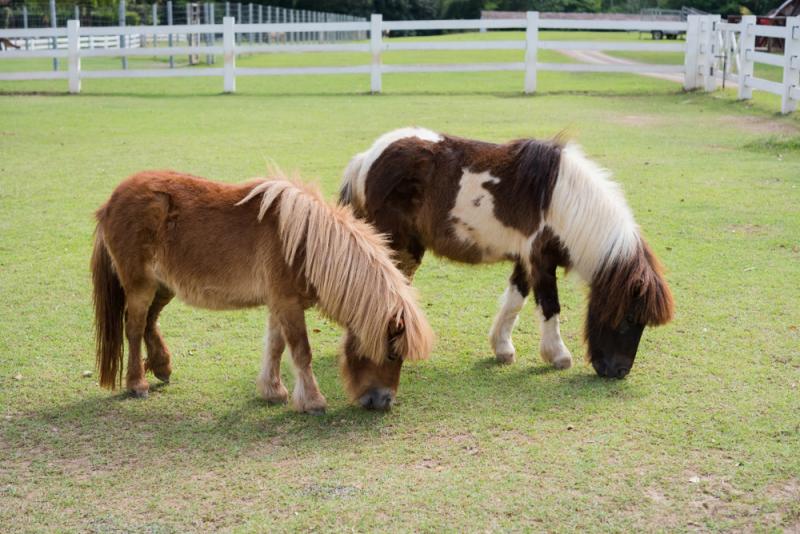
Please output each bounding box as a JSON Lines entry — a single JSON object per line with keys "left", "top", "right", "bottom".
{"left": 23, "top": 5, "right": 29, "bottom": 51}
{"left": 223, "top": 16, "right": 236, "bottom": 93}
{"left": 49, "top": 0, "right": 58, "bottom": 71}
{"left": 696, "top": 15, "right": 711, "bottom": 90}
{"left": 737, "top": 15, "right": 755, "bottom": 100}
{"left": 370, "top": 14, "right": 382, "bottom": 93}
{"left": 781, "top": 16, "right": 800, "bottom": 114}
{"left": 258, "top": 5, "right": 263, "bottom": 43}
{"left": 205, "top": 3, "right": 212, "bottom": 65}
{"left": 266, "top": 5, "right": 271, "bottom": 43}
{"left": 152, "top": 4, "right": 158, "bottom": 47}
{"left": 524, "top": 11, "right": 538, "bottom": 94}
{"left": 167, "top": 0, "right": 174, "bottom": 68}
{"left": 119, "top": 0, "right": 127, "bottom": 70}
{"left": 74, "top": 5, "right": 80, "bottom": 24}
{"left": 67, "top": 19, "right": 81, "bottom": 94}
{"left": 703, "top": 15, "right": 720, "bottom": 92}
{"left": 248, "top": 3, "right": 254, "bottom": 43}
{"left": 684, "top": 15, "right": 700, "bottom": 90}
{"left": 236, "top": 3, "right": 242, "bottom": 44}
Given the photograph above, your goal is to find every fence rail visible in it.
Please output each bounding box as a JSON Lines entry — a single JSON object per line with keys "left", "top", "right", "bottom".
{"left": 1, "top": 13, "right": 798, "bottom": 114}
{"left": 716, "top": 15, "right": 800, "bottom": 113}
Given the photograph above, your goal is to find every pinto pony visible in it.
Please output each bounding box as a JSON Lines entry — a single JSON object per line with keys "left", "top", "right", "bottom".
{"left": 91, "top": 171, "right": 433, "bottom": 412}
{"left": 340, "top": 128, "right": 673, "bottom": 378}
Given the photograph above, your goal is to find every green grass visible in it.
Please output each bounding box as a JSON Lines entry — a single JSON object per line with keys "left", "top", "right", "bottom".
{"left": 1, "top": 34, "right": 799, "bottom": 532}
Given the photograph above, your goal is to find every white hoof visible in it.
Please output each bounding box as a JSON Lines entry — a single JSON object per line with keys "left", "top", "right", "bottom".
{"left": 541, "top": 342, "right": 573, "bottom": 370}
{"left": 491, "top": 338, "right": 516, "bottom": 364}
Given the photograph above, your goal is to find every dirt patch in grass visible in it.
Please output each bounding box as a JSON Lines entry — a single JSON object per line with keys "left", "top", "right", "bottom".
{"left": 614, "top": 114, "right": 664, "bottom": 127}
{"left": 726, "top": 223, "right": 769, "bottom": 236}
{"left": 719, "top": 115, "right": 799, "bottom": 135}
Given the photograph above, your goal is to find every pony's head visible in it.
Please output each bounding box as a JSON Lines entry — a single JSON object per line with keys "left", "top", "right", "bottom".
{"left": 340, "top": 299, "right": 434, "bottom": 410}
{"left": 585, "top": 239, "right": 674, "bottom": 378}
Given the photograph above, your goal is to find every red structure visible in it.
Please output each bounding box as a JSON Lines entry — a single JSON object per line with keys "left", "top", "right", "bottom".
{"left": 728, "top": 0, "right": 800, "bottom": 52}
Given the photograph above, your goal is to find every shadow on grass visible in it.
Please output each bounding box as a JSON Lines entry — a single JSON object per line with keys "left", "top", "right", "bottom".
{"left": 6, "top": 355, "right": 643, "bottom": 465}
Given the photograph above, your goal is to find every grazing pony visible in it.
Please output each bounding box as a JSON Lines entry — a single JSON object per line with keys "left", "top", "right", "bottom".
{"left": 91, "top": 171, "right": 433, "bottom": 413}
{"left": 340, "top": 128, "right": 674, "bottom": 378}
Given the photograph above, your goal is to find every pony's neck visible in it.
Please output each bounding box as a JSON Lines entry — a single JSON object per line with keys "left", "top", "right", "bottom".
{"left": 545, "top": 143, "right": 639, "bottom": 281}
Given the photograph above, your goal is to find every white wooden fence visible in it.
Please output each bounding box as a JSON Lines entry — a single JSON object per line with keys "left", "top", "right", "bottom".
{"left": 1, "top": 13, "right": 798, "bottom": 114}
{"left": 712, "top": 15, "right": 800, "bottom": 114}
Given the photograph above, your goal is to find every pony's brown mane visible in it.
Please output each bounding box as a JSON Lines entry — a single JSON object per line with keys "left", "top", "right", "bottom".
{"left": 589, "top": 238, "right": 674, "bottom": 328}
{"left": 237, "top": 178, "right": 433, "bottom": 364}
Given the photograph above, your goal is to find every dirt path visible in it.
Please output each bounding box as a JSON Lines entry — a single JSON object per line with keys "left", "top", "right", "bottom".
{"left": 559, "top": 49, "right": 687, "bottom": 84}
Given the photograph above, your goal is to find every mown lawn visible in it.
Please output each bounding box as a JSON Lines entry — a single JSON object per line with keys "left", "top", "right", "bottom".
{"left": 1, "top": 33, "right": 799, "bottom": 532}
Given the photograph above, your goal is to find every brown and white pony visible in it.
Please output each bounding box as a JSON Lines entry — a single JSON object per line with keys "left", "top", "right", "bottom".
{"left": 91, "top": 171, "right": 433, "bottom": 413}
{"left": 340, "top": 128, "right": 674, "bottom": 378}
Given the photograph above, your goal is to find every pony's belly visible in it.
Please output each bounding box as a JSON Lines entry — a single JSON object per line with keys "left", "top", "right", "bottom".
{"left": 155, "top": 268, "right": 266, "bottom": 311}
{"left": 445, "top": 169, "right": 534, "bottom": 262}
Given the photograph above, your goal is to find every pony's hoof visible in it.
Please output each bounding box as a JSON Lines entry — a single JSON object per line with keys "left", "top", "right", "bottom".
{"left": 257, "top": 379, "right": 289, "bottom": 404}
{"left": 491, "top": 338, "right": 516, "bottom": 364}
{"left": 292, "top": 393, "right": 327, "bottom": 415}
{"left": 130, "top": 388, "right": 149, "bottom": 399}
{"left": 358, "top": 388, "right": 394, "bottom": 411}
{"left": 154, "top": 373, "right": 171, "bottom": 384}
{"left": 542, "top": 343, "right": 573, "bottom": 370}
{"left": 495, "top": 352, "right": 515, "bottom": 364}
{"left": 265, "top": 392, "right": 289, "bottom": 405}
{"left": 551, "top": 355, "right": 573, "bottom": 370}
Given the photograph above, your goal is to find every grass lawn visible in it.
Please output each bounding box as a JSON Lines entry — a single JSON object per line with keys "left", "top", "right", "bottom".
{"left": 1, "top": 31, "right": 799, "bottom": 532}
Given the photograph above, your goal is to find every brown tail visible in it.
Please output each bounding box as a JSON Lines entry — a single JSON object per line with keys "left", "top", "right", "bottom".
{"left": 91, "top": 229, "right": 126, "bottom": 389}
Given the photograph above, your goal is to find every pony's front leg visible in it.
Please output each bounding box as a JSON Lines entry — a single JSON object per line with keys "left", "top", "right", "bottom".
{"left": 532, "top": 263, "right": 573, "bottom": 370}
{"left": 275, "top": 304, "right": 327, "bottom": 414}
{"left": 489, "top": 263, "right": 530, "bottom": 364}
{"left": 256, "top": 313, "right": 289, "bottom": 404}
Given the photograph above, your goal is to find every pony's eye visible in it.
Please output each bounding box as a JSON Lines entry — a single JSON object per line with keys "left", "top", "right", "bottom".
{"left": 619, "top": 313, "right": 634, "bottom": 334}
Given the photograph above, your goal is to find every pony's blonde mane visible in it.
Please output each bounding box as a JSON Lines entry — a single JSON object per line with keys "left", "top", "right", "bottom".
{"left": 237, "top": 177, "right": 433, "bottom": 364}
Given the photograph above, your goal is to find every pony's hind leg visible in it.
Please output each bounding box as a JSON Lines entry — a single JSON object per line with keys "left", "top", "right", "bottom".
{"left": 532, "top": 260, "right": 572, "bottom": 370}
{"left": 144, "top": 285, "right": 174, "bottom": 383}
{"left": 256, "top": 314, "right": 289, "bottom": 404}
{"left": 124, "top": 284, "right": 157, "bottom": 397}
{"left": 274, "top": 303, "right": 327, "bottom": 414}
{"left": 489, "top": 262, "right": 529, "bottom": 364}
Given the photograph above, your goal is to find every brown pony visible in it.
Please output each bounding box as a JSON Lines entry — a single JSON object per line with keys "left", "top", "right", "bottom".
{"left": 340, "top": 128, "right": 673, "bottom": 379}
{"left": 91, "top": 171, "right": 433, "bottom": 413}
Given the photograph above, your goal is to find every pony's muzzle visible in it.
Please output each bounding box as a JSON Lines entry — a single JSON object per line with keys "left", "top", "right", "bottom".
{"left": 358, "top": 387, "right": 395, "bottom": 411}
{"left": 591, "top": 355, "right": 631, "bottom": 379}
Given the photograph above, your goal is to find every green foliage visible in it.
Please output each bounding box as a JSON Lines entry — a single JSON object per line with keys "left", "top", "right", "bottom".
{"left": 495, "top": 0, "right": 601, "bottom": 13}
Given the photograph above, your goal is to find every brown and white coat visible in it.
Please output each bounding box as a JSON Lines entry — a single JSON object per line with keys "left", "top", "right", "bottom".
{"left": 340, "top": 128, "right": 673, "bottom": 377}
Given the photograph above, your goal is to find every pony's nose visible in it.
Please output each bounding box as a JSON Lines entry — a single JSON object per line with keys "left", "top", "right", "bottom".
{"left": 612, "top": 365, "right": 630, "bottom": 379}
{"left": 358, "top": 388, "right": 395, "bottom": 411}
